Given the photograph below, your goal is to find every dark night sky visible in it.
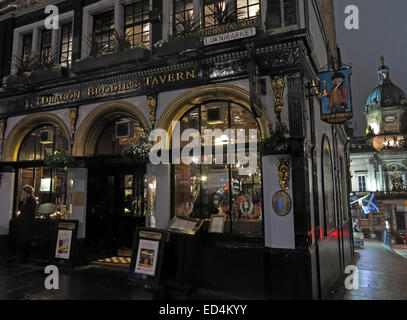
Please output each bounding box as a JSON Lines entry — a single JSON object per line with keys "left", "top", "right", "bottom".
{"left": 334, "top": 0, "right": 407, "bottom": 137}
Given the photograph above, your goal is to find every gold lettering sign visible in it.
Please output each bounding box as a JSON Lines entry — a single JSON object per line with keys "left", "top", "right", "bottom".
{"left": 199, "top": 17, "right": 260, "bottom": 37}
{"left": 39, "top": 69, "right": 196, "bottom": 106}
{"left": 139, "top": 231, "right": 162, "bottom": 240}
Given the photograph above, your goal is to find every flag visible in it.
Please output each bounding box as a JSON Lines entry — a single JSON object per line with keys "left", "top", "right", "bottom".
{"left": 361, "top": 193, "right": 379, "bottom": 214}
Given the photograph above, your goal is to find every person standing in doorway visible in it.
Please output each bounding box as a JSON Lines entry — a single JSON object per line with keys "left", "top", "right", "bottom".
{"left": 16, "top": 185, "right": 37, "bottom": 263}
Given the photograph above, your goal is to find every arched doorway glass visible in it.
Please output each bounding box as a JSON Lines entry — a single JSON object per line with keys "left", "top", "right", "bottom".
{"left": 86, "top": 115, "right": 148, "bottom": 258}
{"left": 173, "top": 100, "right": 263, "bottom": 238}
{"left": 16, "top": 124, "right": 70, "bottom": 218}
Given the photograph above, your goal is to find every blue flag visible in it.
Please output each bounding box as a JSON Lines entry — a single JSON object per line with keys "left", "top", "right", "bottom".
{"left": 361, "top": 193, "right": 379, "bottom": 214}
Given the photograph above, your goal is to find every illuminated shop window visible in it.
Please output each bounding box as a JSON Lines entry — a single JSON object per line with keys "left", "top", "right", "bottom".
{"left": 173, "top": 101, "right": 263, "bottom": 238}
{"left": 16, "top": 125, "right": 70, "bottom": 219}
{"left": 60, "top": 22, "right": 73, "bottom": 68}
{"left": 93, "top": 10, "right": 115, "bottom": 52}
{"left": 124, "top": 0, "right": 150, "bottom": 49}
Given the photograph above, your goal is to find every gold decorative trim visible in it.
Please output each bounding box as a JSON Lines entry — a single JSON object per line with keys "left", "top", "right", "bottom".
{"left": 277, "top": 157, "right": 290, "bottom": 191}
{"left": 146, "top": 95, "right": 157, "bottom": 128}
{"left": 271, "top": 77, "right": 285, "bottom": 120}
{"left": 69, "top": 107, "right": 78, "bottom": 138}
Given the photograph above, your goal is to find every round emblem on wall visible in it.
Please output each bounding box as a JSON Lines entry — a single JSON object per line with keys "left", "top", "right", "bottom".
{"left": 272, "top": 191, "right": 292, "bottom": 216}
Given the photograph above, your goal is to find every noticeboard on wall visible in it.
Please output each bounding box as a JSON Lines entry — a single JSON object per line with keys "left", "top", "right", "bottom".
{"left": 129, "top": 227, "right": 167, "bottom": 288}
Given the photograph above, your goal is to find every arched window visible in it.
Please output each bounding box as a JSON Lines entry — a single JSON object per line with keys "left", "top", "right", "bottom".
{"left": 95, "top": 117, "right": 147, "bottom": 155}
{"left": 16, "top": 124, "right": 70, "bottom": 218}
{"left": 18, "top": 124, "right": 69, "bottom": 161}
{"left": 173, "top": 100, "right": 263, "bottom": 238}
{"left": 322, "top": 135, "right": 336, "bottom": 234}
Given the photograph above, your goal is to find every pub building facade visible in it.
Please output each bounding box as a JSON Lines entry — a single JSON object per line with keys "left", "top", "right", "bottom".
{"left": 0, "top": 0, "right": 352, "bottom": 299}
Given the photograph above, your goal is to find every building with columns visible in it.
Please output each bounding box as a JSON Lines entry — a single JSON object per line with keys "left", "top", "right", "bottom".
{"left": 0, "top": 0, "right": 352, "bottom": 299}
{"left": 350, "top": 58, "right": 407, "bottom": 237}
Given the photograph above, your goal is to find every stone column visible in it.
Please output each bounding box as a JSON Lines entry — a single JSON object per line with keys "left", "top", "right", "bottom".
{"left": 0, "top": 172, "right": 15, "bottom": 235}
{"left": 67, "top": 168, "right": 88, "bottom": 238}
{"left": 147, "top": 164, "right": 171, "bottom": 230}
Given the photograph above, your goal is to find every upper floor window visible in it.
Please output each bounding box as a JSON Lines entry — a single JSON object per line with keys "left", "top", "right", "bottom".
{"left": 203, "top": 0, "right": 260, "bottom": 28}
{"left": 236, "top": 0, "right": 260, "bottom": 20}
{"left": 21, "top": 33, "right": 32, "bottom": 62}
{"left": 40, "top": 29, "right": 52, "bottom": 57}
{"left": 124, "top": 0, "right": 150, "bottom": 49}
{"left": 93, "top": 10, "right": 115, "bottom": 52}
{"left": 358, "top": 176, "right": 366, "bottom": 192}
{"left": 267, "top": 0, "right": 297, "bottom": 29}
{"left": 173, "top": 0, "right": 194, "bottom": 35}
{"left": 60, "top": 22, "right": 73, "bottom": 68}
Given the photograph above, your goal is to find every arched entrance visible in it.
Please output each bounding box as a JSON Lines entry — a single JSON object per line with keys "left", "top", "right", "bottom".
{"left": 153, "top": 85, "right": 266, "bottom": 295}
{"left": 2, "top": 113, "right": 71, "bottom": 218}
{"left": 75, "top": 101, "right": 150, "bottom": 261}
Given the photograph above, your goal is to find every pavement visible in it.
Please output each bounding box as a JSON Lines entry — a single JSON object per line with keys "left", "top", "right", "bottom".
{"left": 329, "top": 240, "right": 407, "bottom": 300}
{"left": 0, "top": 257, "right": 240, "bottom": 300}
{"left": 392, "top": 244, "right": 407, "bottom": 259}
{"left": 2, "top": 240, "right": 407, "bottom": 300}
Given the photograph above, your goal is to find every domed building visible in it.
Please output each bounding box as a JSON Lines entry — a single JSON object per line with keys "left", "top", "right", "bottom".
{"left": 366, "top": 57, "right": 407, "bottom": 150}
{"left": 350, "top": 58, "right": 407, "bottom": 240}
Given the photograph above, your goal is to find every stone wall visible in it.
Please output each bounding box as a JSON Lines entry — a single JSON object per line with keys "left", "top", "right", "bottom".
{"left": 315, "top": 0, "right": 338, "bottom": 65}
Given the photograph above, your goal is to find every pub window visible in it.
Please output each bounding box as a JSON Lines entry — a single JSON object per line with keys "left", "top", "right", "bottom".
{"left": 40, "top": 29, "right": 52, "bottom": 57}
{"left": 203, "top": 0, "right": 228, "bottom": 28}
{"left": 93, "top": 10, "right": 115, "bottom": 52}
{"left": 60, "top": 22, "right": 73, "bottom": 68}
{"left": 358, "top": 175, "right": 366, "bottom": 192}
{"left": 124, "top": 0, "right": 150, "bottom": 49}
{"left": 173, "top": 0, "right": 194, "bottom": 35}
{"left": 21, "top": 33, "right": 32, "bottom": 62}
{"left": 321, "top": 135, "right": 336, "bottom": 235}
{"left": 236, "top": 0, "right": 260, "bottom": 20}
{"left": 173, "top": 101, "right": 263, "bottom": 238}
{"left": 95, "top": 117, "right": 147, "bottom": 156}
{"left": 16, "top": 124, "right": 70, "bottom": 220}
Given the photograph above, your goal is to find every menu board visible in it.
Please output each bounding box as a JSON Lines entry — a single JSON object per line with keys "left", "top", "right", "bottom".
{"left": 129, "top": 228, "right": 167, "bottom": 288}
{"left": 167, "top": 216, "right": 203, "bottom": 235}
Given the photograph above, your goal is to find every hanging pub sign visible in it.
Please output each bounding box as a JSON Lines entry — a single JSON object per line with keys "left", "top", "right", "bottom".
{"left": 129, "top": 227, "right": 167, "bottom": 288}
{"left": 319, "top": 68, "right": 353, "bottom": 124}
